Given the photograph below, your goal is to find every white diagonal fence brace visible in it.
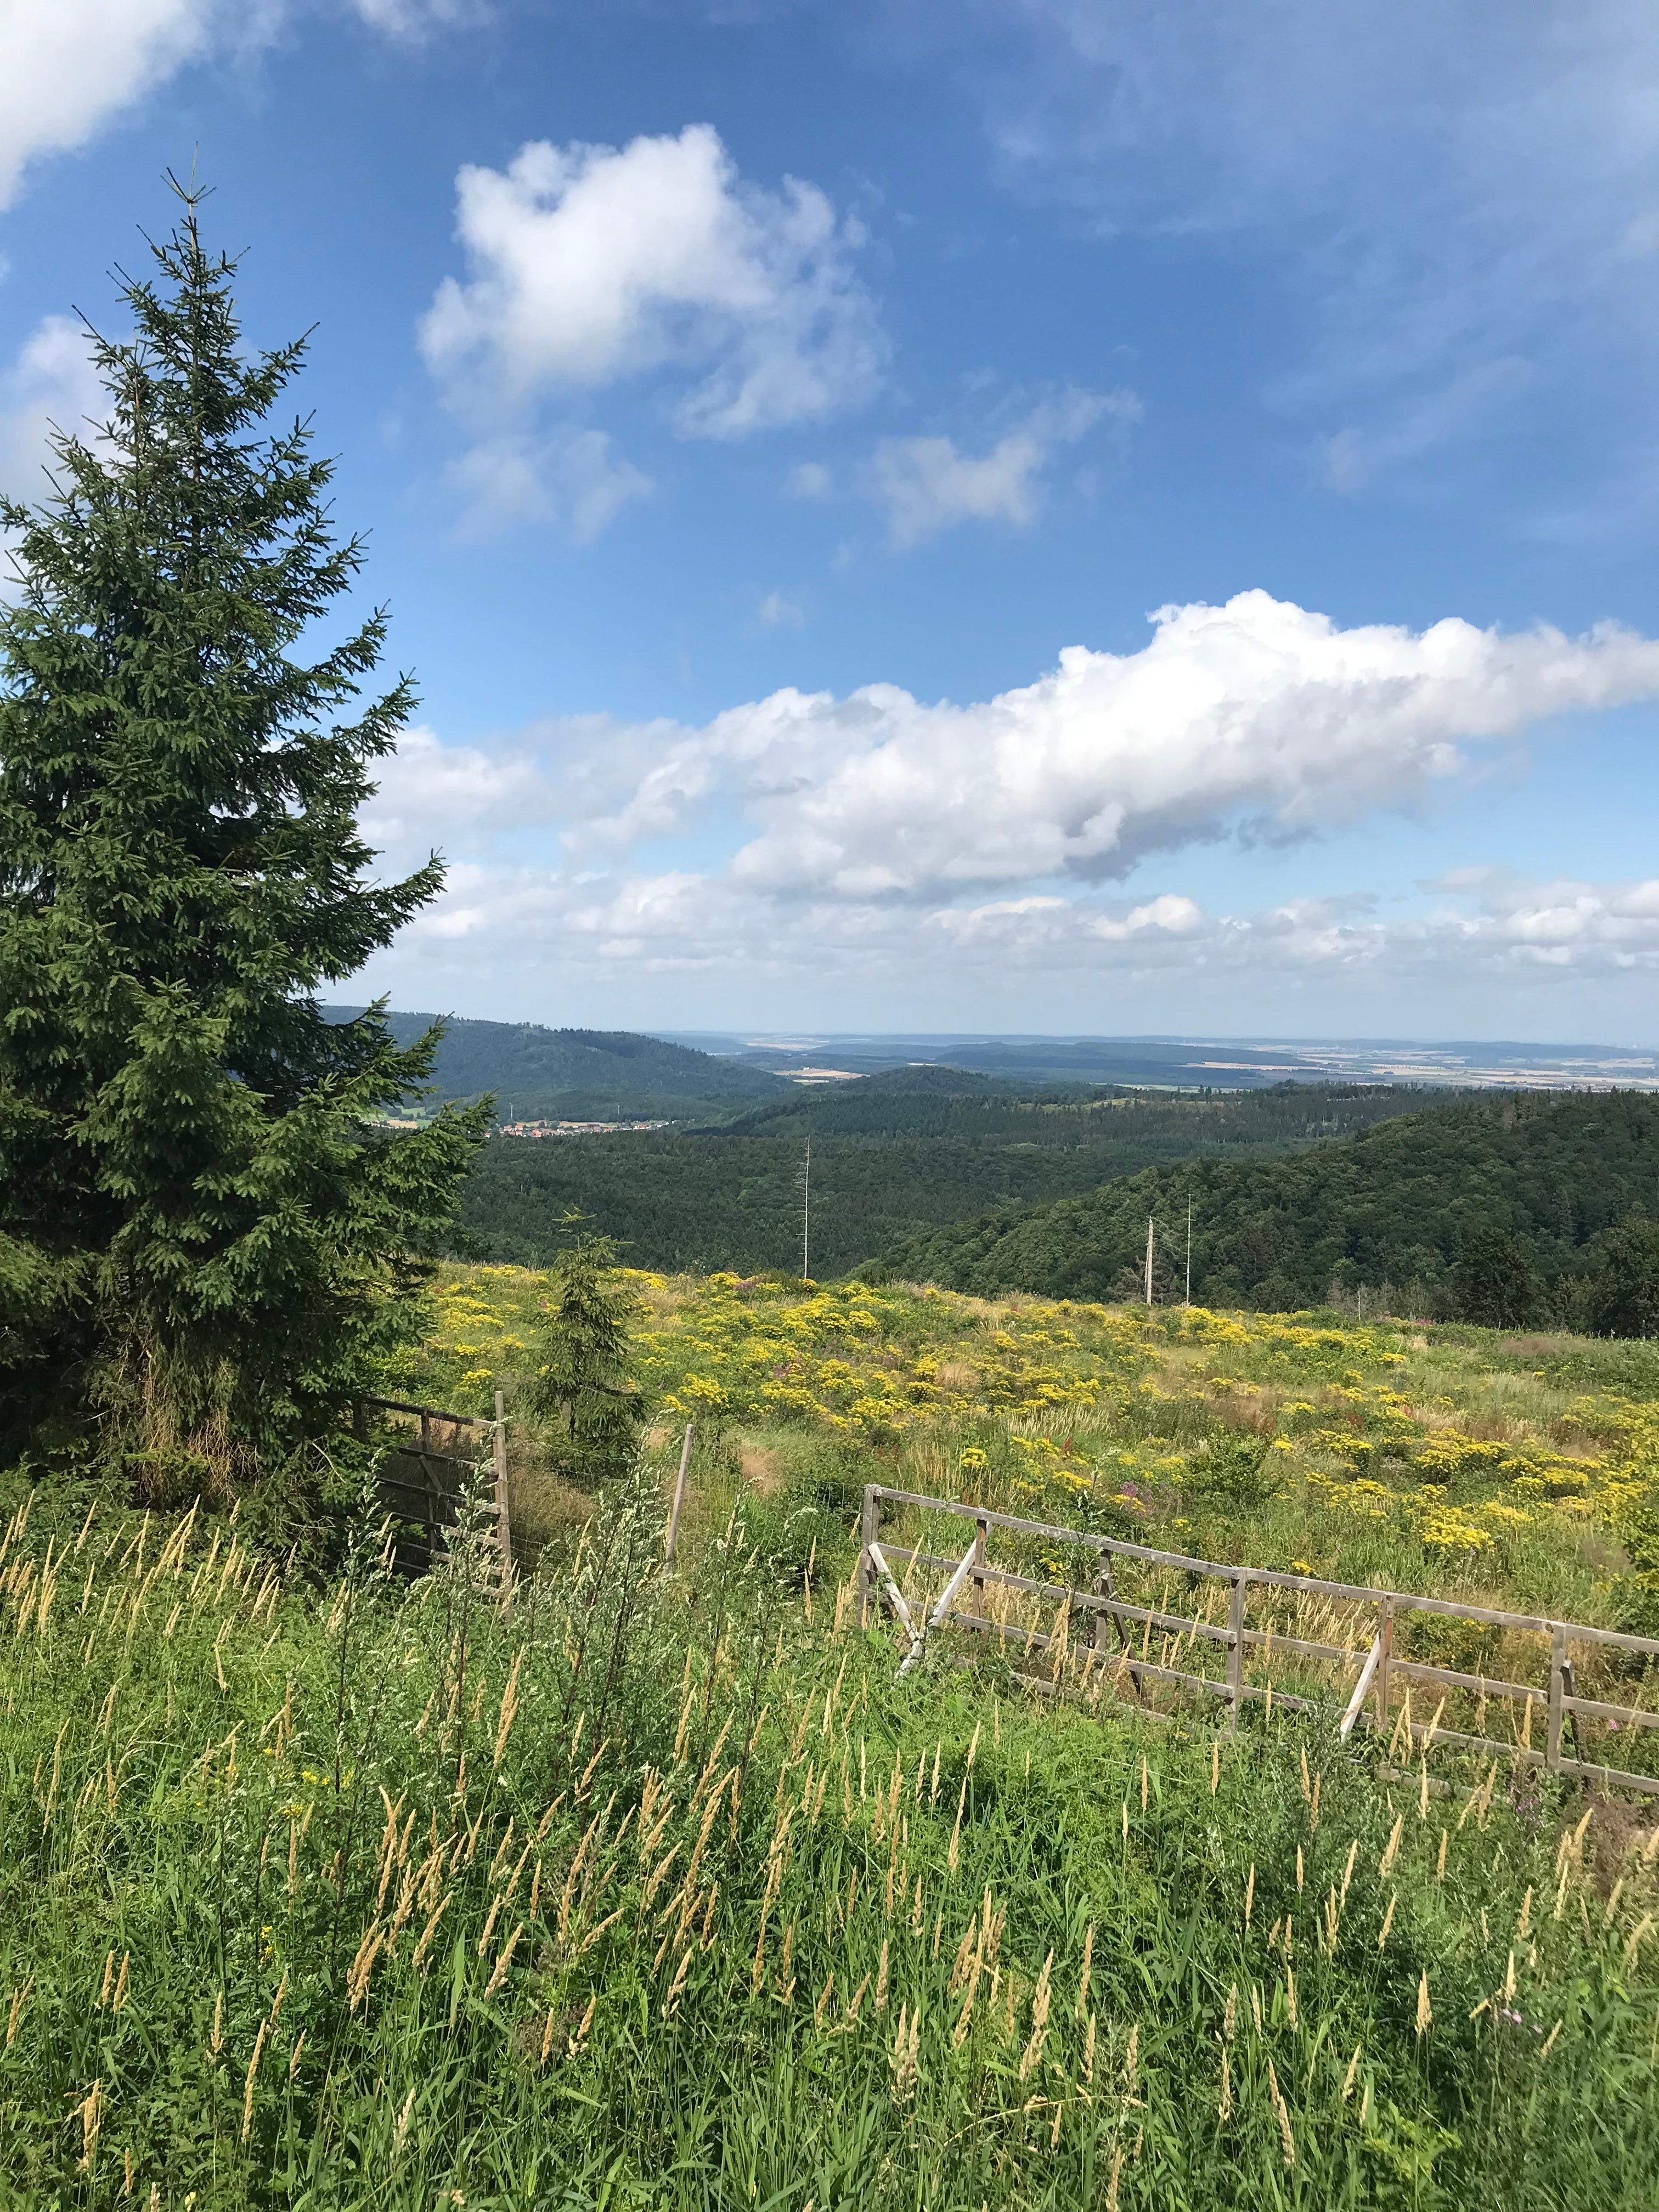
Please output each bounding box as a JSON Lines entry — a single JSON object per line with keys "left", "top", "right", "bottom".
{"left": 859, "top": 1482, "right": 1659, "bottom": 1796}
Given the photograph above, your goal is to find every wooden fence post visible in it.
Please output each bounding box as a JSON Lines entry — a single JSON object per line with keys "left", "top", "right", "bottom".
{"left": 663, "top": 1422, "right": 695, "bottom": 1570}
{"left": 1373, "top": 1594, "right": 1393, "bottom": 1733}
{"left": 858, "top": 1487, "right": 880, "bottom": 1629}
{"left": 492, "top": 1389, "right": 514, "bottom": 1596}
{"left": 973, "top": 1516, "right": 988, "bottom": 1616}
{"left": 1226, "top": 1571, "right": 1247, "bottom": 1729}
{"left": 1547, "top": 1623, "right": 1566, "bottom": 1772}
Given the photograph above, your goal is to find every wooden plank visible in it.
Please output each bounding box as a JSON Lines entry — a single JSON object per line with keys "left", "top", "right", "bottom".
{"left": 362, "top": 1394, "right": 491, "bottom": 1428}
{"left": 1340, "top": 1633, "right": 1384, "bottom": 1741}
{"left": 1562, "top": 1695, "right": 1659, "bottom": 1731}
{"left": 1555, "top": 1755, "right": 1659, "bottom": 1797}
{"left": 1401, "top": 1720, "right": 1545, "bottom": 1765}
{"left": 867, "top": 1488, "right": 1219, "bottom": 1574}
{"left": 866, "top": 1542, "right": 919, "bottom": 1640}
{"left": 1241, "top": 1630, "right": 1365, "bottom": 1665}
{"left": 375, "top": 1477, "right": 500, "bottom": 1519}
{"left": 1392, "top": 1659, "right": 1544, "bottom": 1706}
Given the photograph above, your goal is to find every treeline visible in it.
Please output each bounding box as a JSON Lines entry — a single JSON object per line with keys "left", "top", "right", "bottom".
{"left": 718, "top": 1068, "right": 1413, "bottom": 1145}
{"left": 861, "top": 1090, "right": 1659, "bottom": 1328}
{"left": 454, "top": 1081, "right": 1418, "bottom": 1277}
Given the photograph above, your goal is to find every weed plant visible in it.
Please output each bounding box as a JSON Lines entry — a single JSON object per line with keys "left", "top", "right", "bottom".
{"left": 1, "top": 1467, "right": 1656, "bottom": 2210}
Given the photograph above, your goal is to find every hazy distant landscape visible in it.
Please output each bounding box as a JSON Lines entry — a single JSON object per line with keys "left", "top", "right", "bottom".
{"left": 321, "top": 1009, "right": 1659, "bottom": 1307}
{"left": 670, "top": 1029, "right": 1659, "bottom": 1093}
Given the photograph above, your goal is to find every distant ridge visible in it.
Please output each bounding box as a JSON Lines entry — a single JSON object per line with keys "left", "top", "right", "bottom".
{"left": 324, "top": 1008, "right": 790, "bottom": 1118}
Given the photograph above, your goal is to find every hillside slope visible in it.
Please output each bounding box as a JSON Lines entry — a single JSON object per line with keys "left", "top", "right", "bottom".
{"left": 863, "top": 1089, "right": 1659, "bottom": 1311}
{"left": 325, "top": 1007, "right": 788, "bottom": 1116}
{"left": 458, "top": 1081, "right": 1419, "bottom": 1275}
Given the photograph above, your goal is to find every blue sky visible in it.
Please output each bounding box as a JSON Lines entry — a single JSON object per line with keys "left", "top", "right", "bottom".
{"left": 4, "top": 1, "right": 1659, "bottom": 1039}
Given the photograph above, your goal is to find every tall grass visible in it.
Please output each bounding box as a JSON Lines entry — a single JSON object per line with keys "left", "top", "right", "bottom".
{"left": 2, "top": 1465, "right": 1656, "bottom": 2209}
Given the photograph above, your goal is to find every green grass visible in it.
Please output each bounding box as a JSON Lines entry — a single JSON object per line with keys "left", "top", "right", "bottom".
{"left": 2, "top": 1462, "right": 1657, "bottom": 2210}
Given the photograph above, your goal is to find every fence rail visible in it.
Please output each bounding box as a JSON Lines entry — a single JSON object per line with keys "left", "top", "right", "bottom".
{"left": 857, "top": 1483, "right": 1659, "bottom": 1798}
{"left": 356, "top": 1393, "right": 514, "bottom": 1593}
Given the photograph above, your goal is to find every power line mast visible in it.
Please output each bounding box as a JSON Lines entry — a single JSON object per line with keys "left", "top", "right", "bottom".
{"left": 1144, "top": 1214, "right": 1155, "bottom": 1307}
{"left": 802, "top": 1135, "right": 811, "bottom": 1280}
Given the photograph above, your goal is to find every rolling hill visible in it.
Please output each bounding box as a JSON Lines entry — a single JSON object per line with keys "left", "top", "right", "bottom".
{"left": 862, "top": 1088, "right": 1659, "bottom": 1316}
{"left": 324, "top": 1007, "right": 789, "bottom": 1120}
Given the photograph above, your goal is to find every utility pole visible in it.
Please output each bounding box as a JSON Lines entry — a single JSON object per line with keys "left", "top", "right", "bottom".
{"left": 802, "top": 1135, "right": 811, "bottom": 1280}
{"left": 1185, "top": 1201, "right": 1193, "bottom": 1307}
{"left": 1144, "top": 1215, "right": 1155, "bottom": 1307}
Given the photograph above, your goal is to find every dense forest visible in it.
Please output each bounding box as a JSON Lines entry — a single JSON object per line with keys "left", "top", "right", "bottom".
{"left": 325, "top": 1006, "right": 790, "bottom": 1120}
{"left": 863, "top": 1088, "right": 1659, "bottom": 1321}
{"left": 456, "top": 1074, "right": 1418, "bottom": 1276}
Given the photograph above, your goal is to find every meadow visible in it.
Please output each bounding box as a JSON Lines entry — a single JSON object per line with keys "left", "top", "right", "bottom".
{"left": 3, "top": 1267, "right": 1658, "bottom": 2207}
{"left": 391, "top": 1263, "right": 1659, "bottom": 1630}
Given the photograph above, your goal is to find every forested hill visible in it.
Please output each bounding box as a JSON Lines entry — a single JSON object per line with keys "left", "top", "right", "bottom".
{"left": 324, "top": 1008, "right": 789, "bottom": 1118}
{"left": 861, "top": 1090, "right": 1659, "bottom": 1315}
{"left": 455, "top": 1080, "right": 1419, "bottom": 1277}
{"left": 718, "top": 1067, "right": 1409, "bottom": 1144}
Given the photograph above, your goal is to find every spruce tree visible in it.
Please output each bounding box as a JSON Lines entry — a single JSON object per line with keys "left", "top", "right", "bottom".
{"left": 0, "top": 185, "right": 488, "bottom": 1481}
{"left": 523, "top": 1233, "right": 643, "bottom": 1489}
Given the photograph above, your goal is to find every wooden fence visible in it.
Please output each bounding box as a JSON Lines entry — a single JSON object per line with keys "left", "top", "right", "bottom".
{"left": 355, "top": 1392, "right": 514, "bottom": 1593}
{"left": 857, "top": 1484, "right": 1659, "bottom": 1799}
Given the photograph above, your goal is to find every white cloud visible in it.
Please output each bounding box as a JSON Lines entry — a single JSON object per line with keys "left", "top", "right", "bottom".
{"left": 360, "top": 725, "right": 560, "bottom": 872}
{"left": 938, "top": 2, "right": 1659, "bottom": 507}
{"left": 421, "top": 125, "right": 883, "bottom": 439}
{"left": 0, "top": 0, "right": 213, "bottom": 211}
{"left": 362, "top": 836, "right": 1659, "bottom": 1019}
{"left": 349, "top": 0, "right": 482, "bottom": 33}
{"left": 786, "top": 459, "right": 833, "bottom": 499}
{"left": 573, "top": 590, "right": 1659, "bottom": 900}
{"left": 0, "top": 314, "right": 104, "bottom": 500}
{"left": 862, "top": 387, "right": 1136, "bottom": 545}
{"left": 922, "top": 873, "right": 1659, "bottom": 981}
{"left": 757, "top": 589, "right": 804, "bottom": 629}
{"left": 0, "top": 0, "right": 482, "bottom": 215}
{"left": 353, "top": 593, "right": 1659, "bottom": 1027}
{"left": 444, "top": 428, "right": 651, "bottom": 541}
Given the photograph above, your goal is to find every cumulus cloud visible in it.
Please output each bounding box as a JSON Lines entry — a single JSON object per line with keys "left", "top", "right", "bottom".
{"left": 443, "top": 428, "right": 651, "bottom": 540}
{"left": 0, "top": 315, "right": 104, "bottom": 499}
{"left": 360, "top": 725, "right": 561, "bottom": 873}
{"left": 351, "top": 591, "right": 1659, "bottom": 1025}
{"left": 921, "top": 873, "right": 1659, "bottom": 980}
{"left": 421, "top": 125, "right": 883, "bottom": 439}
{"left": 572, "top": 590, "right": 1659, "bottom": 900}
{"left": 0, "top": 0, "right": 482, "bottom": 214}
{"left": 862, "top": 387, "right": 1137, "bottom": 545}
{"left": 366, "top": 839, "right": 1659, "bottom": 1014}
{"left": 0, "top": 0, "right": 215, "bottom": 210}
